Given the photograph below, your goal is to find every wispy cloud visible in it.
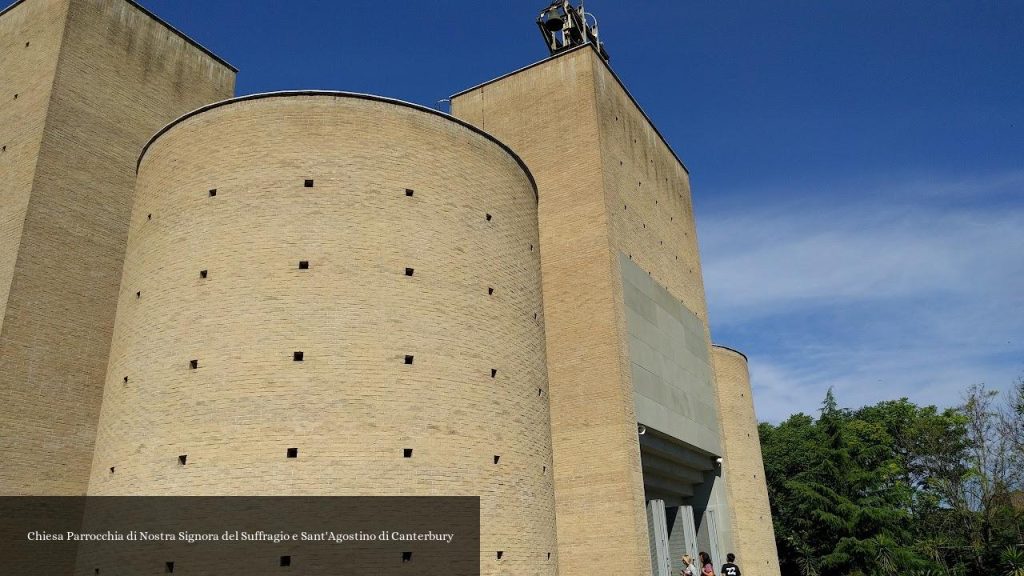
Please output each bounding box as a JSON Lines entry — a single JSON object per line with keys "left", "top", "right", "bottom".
{"left": 699, "top": 170, "right": 1024, "bottom": 422}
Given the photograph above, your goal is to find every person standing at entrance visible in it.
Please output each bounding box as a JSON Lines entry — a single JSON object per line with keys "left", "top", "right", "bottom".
{"left": 681, "top": 554, "right": 697, "bottom": 575}
{"left": 699, "top": 552, "right": 714, "bottom": 576}
{"left": 721, "top": 552, "right": 741, "bottom": 576}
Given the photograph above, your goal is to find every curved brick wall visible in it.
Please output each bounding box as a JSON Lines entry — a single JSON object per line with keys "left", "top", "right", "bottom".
{"left": 87, "top": 92, "right": 556, "bottom": 573}
{"left": 711, "top": 345, "right": 780, "bottom": 576}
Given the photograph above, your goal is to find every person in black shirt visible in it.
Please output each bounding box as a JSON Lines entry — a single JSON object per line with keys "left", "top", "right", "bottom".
{"left": 721, "top": 552, "right": 741, "bottom": 576}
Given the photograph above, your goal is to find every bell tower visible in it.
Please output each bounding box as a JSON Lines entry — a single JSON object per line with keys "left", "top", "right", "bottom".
{"left": 536, "top": 0, "right": 609, "bottom": 60}
{"left": 453, "top": 36, "right": 733, "bottom": 576}
{"left": 452, "top": 4, "right": 783, "bottom": 570}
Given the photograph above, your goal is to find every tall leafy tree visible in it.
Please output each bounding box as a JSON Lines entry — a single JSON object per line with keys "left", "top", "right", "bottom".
{"left": 761, "top": 381, "right": 1024, "bottom": 576}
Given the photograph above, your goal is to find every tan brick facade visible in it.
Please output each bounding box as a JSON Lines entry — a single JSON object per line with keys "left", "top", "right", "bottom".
{"left": 453, "top": 45, "right": 778, "bottom": 576}
{"left": 2, "top": 2, "right": 780, "bottom": 574}
{"left": 0, "top": 0, "right": 235, "bottom": 495}
{"left": 712, "top": 346, "right": 781, "bottom": 576}
{"left": 86, "top": 93, "right": 559, "bottom": 574}
{"left": 453, "top": 47, "right": 652, "bottom": 575}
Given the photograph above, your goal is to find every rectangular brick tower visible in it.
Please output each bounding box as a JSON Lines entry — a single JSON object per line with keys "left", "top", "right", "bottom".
{"left": 453, "top": 44, "right": 737, "bottom": 575}
{"left": 0, "top": 0, "right": 235, "bottom": 495}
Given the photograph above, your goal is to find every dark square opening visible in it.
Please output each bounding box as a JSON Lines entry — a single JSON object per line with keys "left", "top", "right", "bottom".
{"left": 136, "top": 291, "right": 141, "bottom": 299}
{"left": 165, "top": 562, "right": 174, "bottom": 573}
{"left": 287, "top": 448, "right": 298, "bottom": 458}
{"left": 405, "top": 189, "right": 414, "bottom": 197}
{"left": 178, "top": 455, "right": 187, "bottom": 466}
{"left": 496, "top": 551, "right": 504, "bottom": 560}
{"left": 402, "top": 552, "right": 412, "bottom": 562}
{"left": 403, "top": 448, "right": 413, "bottom": 458}
{"left": 485, "top": 213, "right": 492, "bottom": 221}
{"left": 293, "top": 351, "right": 304, "bottom": 362}
{"left": 280, "top": 555, "right": 291, "bottom": 567}
{"left": 109, "top": 467, "right": 115, "bottom": 474}
{"left": 189, "top": 360, "right": 198, "bottom": 370}
{"left": 404, "top": 267, "right": 414, "bottom": 276}
{"left": 490, "top": 369, "right": 497, "bottom": 378}
{"left": 404, "top": 355, "right": 414, "bottom": 365}
{"left": 123, "top": 376, "right": 128, "bottom": 383}
{"left": 304, "top": 179, "right": 314, "bottom": 188}
{"left": 199, "top": 270, "right": 208, "bottom": 279}
{"left": 298, "top": 261, "right": 309, "bottom": 270}
{"left": 208, "top": 189, "right": 217, "bottom": 197}
{"left": 487, "top": 287, "right": 494, "bottom": 295}
{"left": 493, "top": 455, "right": 500, "bottom": 464}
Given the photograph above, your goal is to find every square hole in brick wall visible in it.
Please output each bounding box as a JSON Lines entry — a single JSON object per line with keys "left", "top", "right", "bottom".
{"left": 287, "top": 448, "right": 298, "bottom": 458}
{"left": 405, "top": 189, "right": 414, "bottom": 197}
{"left": 208, "top": 189, "right": 217, "bottom": 197}
{"left": 189, "top": 360, "right": 198, "bottom": 370}
{"left": 490, "top": 369, "right": 497, "bottom": 378}
{"left": 402, "top": 552, "right": 412, "bottom": 562}
{"left": 404, "top": 355, "right": 414, "bottom": 365}
{"left": 280, "top": 556, "right": 291, "bottom": 567}
{"left": 298, "top": 261, "right": 309, "bottom": 270}
{"left": 165, "top": 561, "right": 174, "bottom": 573}
{"left": 178, "top": 455, "right": 187, "bottom": 465}
{"left": 496, "top": 551, "right": 504, "bottom": 560}
{"left": 304, "top": 179, "right": 314, "bottom": 188}
{"left": 199, "top": 270, "right": 208, "bottom": 279}
{"left": 293, "top": 351, "right": 304, "bottom": 362}
{"left": 404, "top": 267, "right": 414, "bottom": 276}
{"left": 487, "top": 287, "right": 494, "bottom": 295}
{"left": 123, "top": 376, "right": 128, "bottom": 384}
{"left": 485, "top": 213, "right": 492, "bottom": 221}
{"left": 493, "top": 455, "right": 500, "bottom": 464}
{"left": 403, "top": 448, "right": 412, "bottom": 458}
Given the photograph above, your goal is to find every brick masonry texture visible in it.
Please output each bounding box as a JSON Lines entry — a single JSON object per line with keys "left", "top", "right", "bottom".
{"left": 0, "top": 0, "right": 235, "bottom": 496}
{"left": 86, "top": 93, "right": 558, "bottom": 575}
{"left": 712, "top": 346, "right": 781, "bottom": 576}
{"left": 453, "top": 45, "right": 778, "bottom": 576}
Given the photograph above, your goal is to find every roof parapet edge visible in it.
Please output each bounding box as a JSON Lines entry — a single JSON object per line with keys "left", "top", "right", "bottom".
{"left": 449, "top": 42, "right": 690, "bottom": 175}
{"left": 0, "top": 0, "right": 237, "bottom": 72}
{"left": 711, "top": 344, "right": 749, "bottom": 362}
{"left": 136, "top": 90, "right": 538, "bottom": 201}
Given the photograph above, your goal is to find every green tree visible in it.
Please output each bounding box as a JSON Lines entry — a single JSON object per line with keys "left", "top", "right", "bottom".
{"left": 761, "top": 380, "right": 1024, "bottom": 576}
{"left": 762, "top": 391, "right": 931, "bottom": 575}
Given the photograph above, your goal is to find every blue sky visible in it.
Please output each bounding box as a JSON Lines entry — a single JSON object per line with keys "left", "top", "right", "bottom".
{"left": 144, "top": 1, "right": 1023, "bottom": 422}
